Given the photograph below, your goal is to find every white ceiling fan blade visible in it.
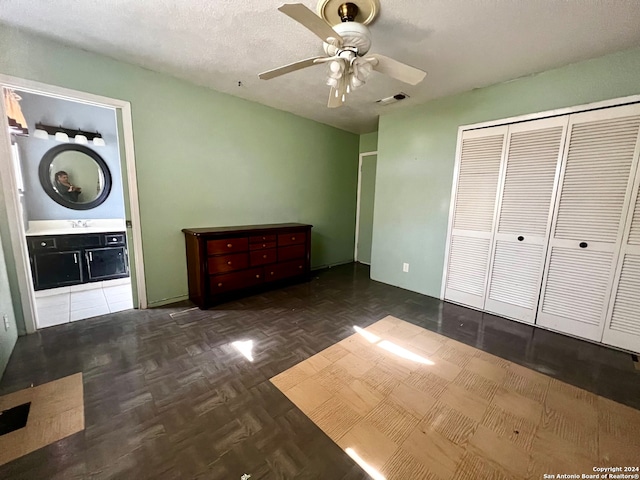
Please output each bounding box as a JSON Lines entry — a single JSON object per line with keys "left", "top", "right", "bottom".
{"left": 327, "top": 87, "right": 343, "bottom": 108}
{"left": 278, "top": 3, "right": 343, "bottom": 45}
{"left": 368, "top": 54, "right": 426, "bottom": 85}
{"left": 259, "top": 56, "right": 326, "bottom": 80}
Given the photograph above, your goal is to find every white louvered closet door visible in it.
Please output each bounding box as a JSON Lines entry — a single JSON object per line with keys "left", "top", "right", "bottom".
{"left": 484, "top": 117, "right": 568, "bottom": 323}
{"left": 537, "top": 104, "right": 640, "bottom": 341}
{"left": 603, "top": 157, "right": 640, "bottom": 353}
{"left": 444, "top": 126, "right": 507, "bottom": 309}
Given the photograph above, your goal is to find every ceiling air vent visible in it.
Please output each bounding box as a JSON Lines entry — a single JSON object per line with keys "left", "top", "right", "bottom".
{"left": 376, "top": 92, "right": 409, "bottom": 106}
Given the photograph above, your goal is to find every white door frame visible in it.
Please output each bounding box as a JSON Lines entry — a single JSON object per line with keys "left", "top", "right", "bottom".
{"left": 354, "top": 150, "right": 377, "bottom": 264}
{"left": 0, "top": 74, "right": 147, "bottom": 333}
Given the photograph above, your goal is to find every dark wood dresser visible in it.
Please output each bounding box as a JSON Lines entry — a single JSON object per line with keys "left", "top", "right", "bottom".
{"left": 182, "top": 223, "right": 312, "bottom": 308}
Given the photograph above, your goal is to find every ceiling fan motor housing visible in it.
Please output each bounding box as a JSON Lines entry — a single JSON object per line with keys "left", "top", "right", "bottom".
{"left": 323, "top": 22, "right": 372, "bottom": 56}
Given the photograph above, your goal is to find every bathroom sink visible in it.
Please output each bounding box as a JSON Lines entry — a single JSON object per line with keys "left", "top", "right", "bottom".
{"left": 25, "top": 219, "right": 126, "bottom": 236}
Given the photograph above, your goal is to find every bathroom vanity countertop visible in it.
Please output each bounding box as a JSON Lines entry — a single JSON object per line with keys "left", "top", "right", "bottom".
{"left": 25, "top": 219, "right": 126, "bottom": 236}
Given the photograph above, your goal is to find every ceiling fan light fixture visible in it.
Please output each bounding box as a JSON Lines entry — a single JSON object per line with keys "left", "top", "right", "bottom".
{"left": 350, "top": 75, "right": 364, "bottom": 89}
{"left": 338, "top": 2, "right": 359, "bottom": 22}
{"left": 317, "top": 0, "right": 380, "bottom": 26}
{"left": 260, "top": 2, "right": 426, "bottom": 109}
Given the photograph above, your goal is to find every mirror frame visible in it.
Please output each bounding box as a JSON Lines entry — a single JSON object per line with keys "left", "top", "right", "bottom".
{"left": 38, "top": 144, "right": 112, "bottom": 211}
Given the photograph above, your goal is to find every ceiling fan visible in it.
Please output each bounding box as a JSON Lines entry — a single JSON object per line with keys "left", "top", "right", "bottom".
{"left": 258, "top": 1, "right": 427, "bottom": 108}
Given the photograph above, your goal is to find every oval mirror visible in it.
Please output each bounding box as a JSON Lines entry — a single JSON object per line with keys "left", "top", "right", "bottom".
{"left": 38, "top": 144, "right": 112, "bottom": 210}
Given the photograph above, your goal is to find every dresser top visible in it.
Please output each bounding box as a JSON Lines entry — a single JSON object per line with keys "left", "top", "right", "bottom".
{"left": 182, "top": 223, "right": 312, "bottom": 236}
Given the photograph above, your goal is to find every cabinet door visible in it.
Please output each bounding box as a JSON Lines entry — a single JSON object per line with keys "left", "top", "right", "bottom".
{"left": 484, "top": 117, "right": 568, "bottom": 323}
{"left": 537, "top": 105, "right": 640, "bottom": 341}
{"left": 602, "top": 162, "right": 640, "bottom": 352}
{"left": 33, "top": 251, "right": 82, "bottom": 290}
{"left": 444, "top": 126, "right": 507, "bottom": 308}
{"left": 86, "top": 247, "right": 129, "bottom": 281}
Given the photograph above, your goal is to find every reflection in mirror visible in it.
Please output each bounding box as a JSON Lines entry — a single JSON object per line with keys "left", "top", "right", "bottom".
{"left": 49, "top": 150, "right": 105, "bottom": 204}
{"left": 38, "top": 144, "right": 112, "bottom": 211}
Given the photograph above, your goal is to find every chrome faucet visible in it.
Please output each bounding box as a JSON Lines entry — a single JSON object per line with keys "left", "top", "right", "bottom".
{"left": 70, "top": 220, "right": 89, "bottom": 228}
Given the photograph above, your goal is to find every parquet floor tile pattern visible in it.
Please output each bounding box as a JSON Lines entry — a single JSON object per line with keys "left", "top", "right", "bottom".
{"left": 0, "top": 264, "right": 638, "bottom": 479}
{"left": 272, "top": 316, "right": 640, "bottom": 479}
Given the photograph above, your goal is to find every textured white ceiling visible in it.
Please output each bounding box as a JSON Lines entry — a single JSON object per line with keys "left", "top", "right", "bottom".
{"left": 2, "top": 0, "right": 640, "bottom": 134}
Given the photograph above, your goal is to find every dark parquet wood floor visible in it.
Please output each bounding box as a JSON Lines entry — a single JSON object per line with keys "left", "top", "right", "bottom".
{"left": 1, "top": 263, "right": 638, "bottom": 479}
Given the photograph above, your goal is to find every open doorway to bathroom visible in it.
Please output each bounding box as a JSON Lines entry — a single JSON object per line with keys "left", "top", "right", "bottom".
{"left": 0, "top": 76, "right": 146, "bottom": 333}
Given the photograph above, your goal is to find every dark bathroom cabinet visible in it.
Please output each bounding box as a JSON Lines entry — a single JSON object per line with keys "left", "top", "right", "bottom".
{"left": 28, "top": 232, "right": 129, "bottom": 290}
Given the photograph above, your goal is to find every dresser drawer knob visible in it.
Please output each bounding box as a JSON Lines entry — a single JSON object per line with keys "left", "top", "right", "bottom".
{"left": 227, "top": 243, "right": 232, "bottom": 248}
{"left": 270, "top": 271, "right": 274, "bottom": 276}
{"left": 227, "top": 261, "right": 232, "bottom": 265}
{"left": 291, "top": 236, "right": 296, "bottom": 241}
{"left": 263, "top": 254, "right": 267, "bottom": 258}
{"left": 217, "top": 282, "right": 223, "bottom": 287}
{"left": 298, "top": 265, "right": 303, "bottom": 269}
{"left": 256, "top": 274, "right": 260, "bottom": 278}
{"left": 262, "top": 244, "right": 266, "bottom": 247}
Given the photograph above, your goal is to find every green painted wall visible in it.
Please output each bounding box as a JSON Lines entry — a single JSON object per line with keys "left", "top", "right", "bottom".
{"left": 359, "top": 132, "right": 378, "bottom": 153}
{"left": 0, "top": 230, "right": 18, "bottom": 377}
{"left": 0, "top": 25, "right": 358, "bottom": 318}
{"left": 372, "top": 47, "right": 640, "bottom": 298}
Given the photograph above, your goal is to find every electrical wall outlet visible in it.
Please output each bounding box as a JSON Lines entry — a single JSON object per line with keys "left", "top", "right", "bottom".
{"left": 403, "top": 263, "right": 409, "bottom": 273}
{"left": 3, "top": 314, "right": 9, "bottom": 331}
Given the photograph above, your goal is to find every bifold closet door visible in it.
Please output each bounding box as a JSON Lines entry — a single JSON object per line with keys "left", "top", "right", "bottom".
{"left": 537, "top": 104, "right": 640, "bottom": 341}
{"left": 603, "top": 162, "right": 640, "bottom": 353}
{"left": 484, "top": 117, "right": 568, "bottom": 323}
{"left": 444, "top": 126, "right": 507, "bottom": 309}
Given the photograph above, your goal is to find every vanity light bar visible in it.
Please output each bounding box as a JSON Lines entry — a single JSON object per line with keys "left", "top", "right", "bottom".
{"left": 33, "top": 122, "right": 106, "bottom": 146}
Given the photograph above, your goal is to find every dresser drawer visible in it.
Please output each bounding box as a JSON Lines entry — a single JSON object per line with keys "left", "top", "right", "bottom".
{"left": 265, "top": 260, "right": 305, "bottom": 282}
{"left": 210, "top": 268, "right": 263, "bottom": 294}
{"left": 208, "top": 253, "right": 249, "bottom": 274}
{"left": 250, "top": 248, "right": 276, "bottom": 266}
{"left": 183, "top": 223, "right": 312, "bottom": 308}
{"left": 250, "top": 234, "right": 276, "bottom": 244}
{"left": 278, "top": 244, "right": 306, "bottom": 262}
{"left": 278, "top": 232, "right": 306, "bottom": 246}
{"left": 249, "top": 241, "right": 276, "bottom": 251}
{"left": 207, "top": 237, "right": 249, "bottom": 255}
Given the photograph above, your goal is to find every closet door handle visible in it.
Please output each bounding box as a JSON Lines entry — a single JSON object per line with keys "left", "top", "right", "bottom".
{"left": 517, "top": 236, "right": 524, "bottom": 241}
{"left": 579, "top": 242, "right": 588, "bottom": 248}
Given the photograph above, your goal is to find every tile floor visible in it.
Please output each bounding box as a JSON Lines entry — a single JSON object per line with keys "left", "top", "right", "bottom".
{"left": 35, "top": 277, "right": 133, "bottom": 328}
{"left": 0, "top": 263, "right": 638, "bottom": 479}
{"left": 272, "top": 315, "right": 640, "bottom": 479}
